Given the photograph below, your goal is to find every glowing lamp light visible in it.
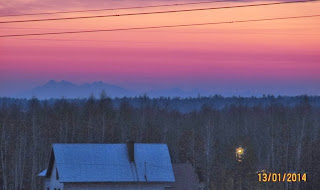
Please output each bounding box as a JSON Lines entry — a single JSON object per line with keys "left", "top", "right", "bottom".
{"left": 236, "top": 147, "right": 244, "bottom": 155}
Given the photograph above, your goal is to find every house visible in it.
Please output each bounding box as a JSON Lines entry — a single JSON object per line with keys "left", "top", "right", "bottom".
{"left": 38, "top": 141, "right": 175, "bottom": 190}
{"left": 172, "top": 163, "right": 202, "bottom": 190}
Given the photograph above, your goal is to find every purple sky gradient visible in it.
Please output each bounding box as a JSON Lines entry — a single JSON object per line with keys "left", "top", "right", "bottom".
{"left": 1, "top": 0, "right": 320, "bottom": 97}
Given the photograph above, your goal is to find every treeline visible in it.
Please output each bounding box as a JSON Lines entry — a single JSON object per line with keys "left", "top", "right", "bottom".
{"left": 2, "top": 94, "right": 320, "bottom": 113}
{"left": 0, "top": 94, "right": 320, "bottom": 190}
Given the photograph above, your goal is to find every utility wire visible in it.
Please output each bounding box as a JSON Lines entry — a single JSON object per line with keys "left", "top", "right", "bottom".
{"left": 0, "top": 0, "right": 238, "bottom": 17}
{"left": 0, "top": 0, "right": 317, "bottom": 24}
{"left": 1, "top": 14, "right": 319, "bottom": 38}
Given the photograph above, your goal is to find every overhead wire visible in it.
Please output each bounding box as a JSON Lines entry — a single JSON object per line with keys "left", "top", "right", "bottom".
{"left": 0, "top": 0, "right": 240, "bottom": 17}
{"left": 1, "top": 14, "right": 319, "bottom": 38}
{"left": 0, "top": 0, "right": 317, "bottom": 24}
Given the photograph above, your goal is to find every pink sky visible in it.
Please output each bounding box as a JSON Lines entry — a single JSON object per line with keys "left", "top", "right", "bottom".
{"left": 0, "top": 0, "right": 320, "bottom": 96}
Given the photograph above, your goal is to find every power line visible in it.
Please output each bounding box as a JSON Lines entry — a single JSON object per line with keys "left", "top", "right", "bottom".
{"left": 0, "top": 0, "right": 237, "bottom": 17}
{"left": 1, "top": 14, "right": 319, "bottom": 38}
{"left": 0, "top": 0, "right": 317, "bottom": 24}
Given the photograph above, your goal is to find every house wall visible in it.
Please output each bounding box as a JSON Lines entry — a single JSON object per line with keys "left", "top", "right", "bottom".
{"left": 44, "top": 162, "right": 64, "bottom": 190}
{"left": 64, "top": 182, "right": 174, "bottom": 190}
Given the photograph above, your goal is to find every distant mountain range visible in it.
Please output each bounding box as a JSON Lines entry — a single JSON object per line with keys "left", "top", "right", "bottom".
{"left": 20, "top": 80, "right": 133, "bottom": 99}
{"left": 19, "top": 80, "right": 202, "bottom": 99}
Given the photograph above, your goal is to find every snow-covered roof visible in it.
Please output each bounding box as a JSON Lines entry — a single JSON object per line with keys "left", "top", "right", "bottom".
{"left": 41, "top": 143, "right": 175, "bottom": 183}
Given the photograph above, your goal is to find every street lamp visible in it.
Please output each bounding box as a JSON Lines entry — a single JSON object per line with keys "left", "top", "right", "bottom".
{"left": 235, "top": 147, "right": 244, "bottom": 190}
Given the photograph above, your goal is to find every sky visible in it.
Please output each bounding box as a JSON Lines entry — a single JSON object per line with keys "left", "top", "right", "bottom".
{"left": 0, "top": 0, "right": 320, "bottom": 97}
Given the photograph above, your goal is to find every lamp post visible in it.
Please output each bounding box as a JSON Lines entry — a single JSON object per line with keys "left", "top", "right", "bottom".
{"left": 236, "top": 147, "right": 244, "bottom": 190}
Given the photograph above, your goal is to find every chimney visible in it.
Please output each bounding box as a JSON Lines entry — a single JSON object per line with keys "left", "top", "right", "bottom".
{"left": 126, "top": 140, "right": 135, "bottom": 162}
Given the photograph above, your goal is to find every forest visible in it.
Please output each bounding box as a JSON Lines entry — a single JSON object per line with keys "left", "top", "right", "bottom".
{"left": 0, "top": 94, "right": 320, "bottom": 190}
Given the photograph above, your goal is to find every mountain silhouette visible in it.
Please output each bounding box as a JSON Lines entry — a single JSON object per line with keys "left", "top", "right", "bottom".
{"left": 21, "top": 80, "right": 134, "bottom": 99}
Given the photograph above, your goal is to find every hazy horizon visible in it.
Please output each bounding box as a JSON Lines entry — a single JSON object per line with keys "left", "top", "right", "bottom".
{"left": 1, "top": 79, "right": 320, "bottom": 99}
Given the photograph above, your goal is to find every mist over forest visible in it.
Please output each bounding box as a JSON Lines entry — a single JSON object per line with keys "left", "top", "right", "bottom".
{"left": 1, "top": 94, "right": 320, "bottom": 189}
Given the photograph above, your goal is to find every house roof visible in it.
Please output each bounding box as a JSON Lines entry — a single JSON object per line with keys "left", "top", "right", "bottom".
{"left": 38, "top": 169, "right": 47, "bottom": 177}
{"left": 40, "top": 143, "right": 175, "bottom": 183}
